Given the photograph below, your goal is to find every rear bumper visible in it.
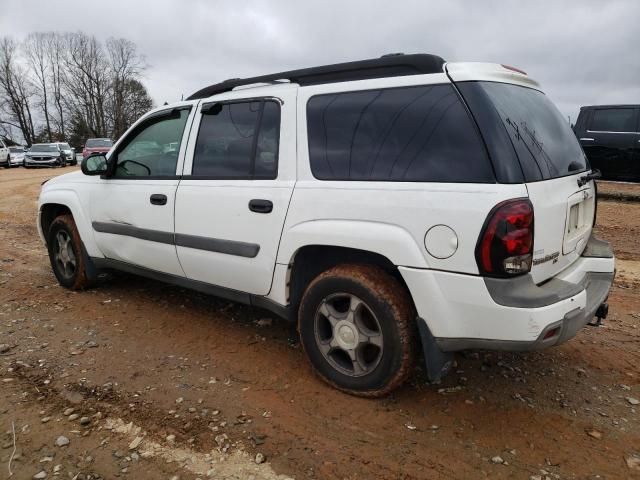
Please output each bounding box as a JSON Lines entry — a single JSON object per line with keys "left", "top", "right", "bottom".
{"left": 400, "top": 234, "right": 615, "bottom": 352}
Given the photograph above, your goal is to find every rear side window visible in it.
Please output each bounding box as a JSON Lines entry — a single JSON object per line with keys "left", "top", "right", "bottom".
{"left": 589, "top": 108, "right": 637, "bottom": 132}
{"left": 306, "top": 84, "right": 494, "bottom": 182}
{"left": 192, "top": 100, "right": 280, "bottom": 179}
{"left": 458, "top": 82, "right": 587, "bottom": 182}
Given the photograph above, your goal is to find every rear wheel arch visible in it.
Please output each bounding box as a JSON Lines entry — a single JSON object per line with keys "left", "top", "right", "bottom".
{"left": 287, "top": 245, "right": 414, "bottom": 319}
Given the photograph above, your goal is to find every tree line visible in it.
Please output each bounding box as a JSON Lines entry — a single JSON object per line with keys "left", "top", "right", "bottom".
{"left": 0, "top": 32, "right": 153, "bottom": 147}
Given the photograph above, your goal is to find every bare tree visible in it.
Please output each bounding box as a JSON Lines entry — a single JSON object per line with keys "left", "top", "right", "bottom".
{"left": 61, "top": 32, "right": 110, "bottom": 137}
{"left": 46, "top": 33, "right": 67, "bottom": 139}
{"left": 0, "top": 32, "right": 154, "bottom": 146}
{"left": 106, "top": 37, "right": 147, "bottom": 138}
{"left": 24, "top": 32, "right": 53, "bottom": 141}
{"left": 0, "top": 37, "right": 36, "bottom": 144}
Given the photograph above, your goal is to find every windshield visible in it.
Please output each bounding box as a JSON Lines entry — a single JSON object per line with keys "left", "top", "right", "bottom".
{"left": 59, "top": 143, "right": 71, "bottom": 149}
{"left": 458, "top": 82, "right": 588, "bottom": 182}
{"left": 31, "top": 144, "right": 59, "bottom": 152}
{"left": 86, "top": 139, "right": 112, "bottom": 148}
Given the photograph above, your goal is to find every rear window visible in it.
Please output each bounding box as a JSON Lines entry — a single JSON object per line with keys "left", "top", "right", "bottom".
{"left": 458, "top": 82, "right": 587, "bottom": 182}
{"left": 306, "top": 84, "right": 494, "bottom": 182}
{"left": 86, "top": 139, "right": 113, "bottom": 148}
{"left": 589, "top": 108, "right": 637, "bottom": 133}
{"left": 32, "top": 144, "right": 59, "bottom": 152}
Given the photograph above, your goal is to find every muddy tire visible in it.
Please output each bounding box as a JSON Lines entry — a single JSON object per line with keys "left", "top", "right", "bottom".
{"left": 47, "top": 214, "right": 91, "bottom": 290}
{"left": 298, "top": 264, "right": 416, "bottom": 397}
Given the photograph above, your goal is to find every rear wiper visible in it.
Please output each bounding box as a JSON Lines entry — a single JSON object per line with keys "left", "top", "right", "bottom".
{"left": 577, "top": 169, "right": 601, "bottom": 187}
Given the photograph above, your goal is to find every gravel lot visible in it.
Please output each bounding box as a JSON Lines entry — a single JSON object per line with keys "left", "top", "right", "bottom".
{"left": 1, "top": 168, "right": 639, "bottom": 480}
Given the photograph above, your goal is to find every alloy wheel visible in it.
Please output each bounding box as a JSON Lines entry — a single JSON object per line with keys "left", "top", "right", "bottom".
{"left": 53, "top": 230, "right": 76, "bottom": 279}
{"left": 313, "top": 293, "right": 384, "bottom": 377}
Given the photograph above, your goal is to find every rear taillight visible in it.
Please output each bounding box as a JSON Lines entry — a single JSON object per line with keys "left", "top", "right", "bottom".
{"left": 475, "top": 199, "right": 534, "bottom": 277}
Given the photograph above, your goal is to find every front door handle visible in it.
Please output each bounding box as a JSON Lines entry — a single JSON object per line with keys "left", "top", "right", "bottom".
{"left": 248, "top": 199, "right": 273, "bottom": 213}
{"left": 150, "top": 194, "right": 167, "bottom": 205}
{"left": 579, "top": 138, "right": 594, "bottom": 142}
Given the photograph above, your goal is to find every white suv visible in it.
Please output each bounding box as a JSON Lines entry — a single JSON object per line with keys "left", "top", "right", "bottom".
{"left": 37, "top": 54, "right": 615, "bottom": 396}
{"left": 0, "top": 139, "right": 9, "bottom": 168}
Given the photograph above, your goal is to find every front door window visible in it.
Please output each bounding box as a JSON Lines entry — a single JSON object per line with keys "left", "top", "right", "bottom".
{"left": 114, "top": 108, "right": 190, "bottom": 177}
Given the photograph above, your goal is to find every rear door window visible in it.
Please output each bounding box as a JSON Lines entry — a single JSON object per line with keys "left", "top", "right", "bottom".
{"left": 306, "top": 84, "right": 494, "bottom": 182}
{"left": 589, "top": 108, "right": 637, "bottom": 133}
{"left": 192, "top": 100, "right": 280, "bottom": 179}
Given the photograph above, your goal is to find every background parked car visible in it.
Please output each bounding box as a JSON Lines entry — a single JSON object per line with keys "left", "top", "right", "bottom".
{"left": 0, "top": 139, "right": 9, "bottom": 168}
{"left": 56, "top": 142, "right": 77, "bottom": 165}
{"left": 82, "top": 138, "right": 113, "bottom": 158}
{"left": 8, "top": 146, "right": 26, "bottom": 167}
{"left": 24, "top": 143, "right": 66, "bottom": 168}
{"left": 574, "top": 104, "right": 640, "bottom": 182}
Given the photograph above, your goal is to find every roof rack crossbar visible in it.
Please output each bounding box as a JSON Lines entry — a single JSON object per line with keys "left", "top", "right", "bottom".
{"left": 187, "top": 53, "right": 445, "bottom": 100}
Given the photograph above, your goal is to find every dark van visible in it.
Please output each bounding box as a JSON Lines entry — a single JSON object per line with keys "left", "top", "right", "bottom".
{"left": 574, "top": 105, "right": 640, "bottom": 182}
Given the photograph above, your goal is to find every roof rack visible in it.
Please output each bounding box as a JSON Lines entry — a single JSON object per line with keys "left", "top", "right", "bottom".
{"left": 187, "top": 53, "right": 445, "bottom": 100}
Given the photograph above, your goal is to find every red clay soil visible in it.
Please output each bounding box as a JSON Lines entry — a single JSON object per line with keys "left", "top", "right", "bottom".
{"left": 1, "top": 168, "right": 639, "bottom": 479}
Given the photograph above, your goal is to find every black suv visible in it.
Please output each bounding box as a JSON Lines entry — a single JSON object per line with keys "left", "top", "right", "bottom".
{"left": 574, "top": 105, "right": 640, "bottom": 182}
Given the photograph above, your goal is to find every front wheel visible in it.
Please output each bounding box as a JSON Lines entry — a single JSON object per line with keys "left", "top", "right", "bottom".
{"left": 4, "top": 155, "right": 9, "bottom": 168}
{"left": 47, "top": 214, "right": 92, "bottom": 290}
{"left": 298, "top": 264, "right": 416, "bottom": 397}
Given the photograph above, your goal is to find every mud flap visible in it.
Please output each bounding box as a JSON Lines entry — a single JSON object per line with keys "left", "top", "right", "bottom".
{"left": 81, "top": 241, "right": 99, "bottom": 286}
{"left": 416, "top": 317, "right": 454, "bottom": 382}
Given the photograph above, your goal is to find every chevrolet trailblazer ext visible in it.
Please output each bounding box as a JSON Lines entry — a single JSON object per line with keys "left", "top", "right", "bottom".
{"left": 38, "top": 54, "right": 614, "bottom": 396}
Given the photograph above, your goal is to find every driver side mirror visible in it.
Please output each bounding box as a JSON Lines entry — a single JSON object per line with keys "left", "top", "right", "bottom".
{"left": 81, "top": 153, "right": 108, "bottom": 176}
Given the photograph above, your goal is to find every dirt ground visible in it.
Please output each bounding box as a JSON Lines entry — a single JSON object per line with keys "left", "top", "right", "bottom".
{"left": 1, "top": 168, "right": 639, "bottom": 480}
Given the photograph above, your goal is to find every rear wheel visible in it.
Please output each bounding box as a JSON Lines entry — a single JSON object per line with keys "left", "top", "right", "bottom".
{"left": 47, "top": 214, "right": 91, "bottom": 290}
{"left": 298, "top": 264, "right": 416, "bottom": 397}
{"left": 4, "top": 155, "right": 9, "bottom": 168}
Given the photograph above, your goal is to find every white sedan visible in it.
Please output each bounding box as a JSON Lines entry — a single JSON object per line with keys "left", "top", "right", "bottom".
{"left": 8, "top": 146, "right": 25, "bottom": 167}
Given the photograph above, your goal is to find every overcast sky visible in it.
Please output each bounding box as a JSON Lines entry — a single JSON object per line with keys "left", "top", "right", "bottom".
{"left": 2, "top": 0, "right": 639, "bottom": 122}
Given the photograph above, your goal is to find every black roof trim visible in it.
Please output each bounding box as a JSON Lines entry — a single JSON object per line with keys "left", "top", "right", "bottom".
{"left": 187, "top": 53, "right": 446, "bottom": 100}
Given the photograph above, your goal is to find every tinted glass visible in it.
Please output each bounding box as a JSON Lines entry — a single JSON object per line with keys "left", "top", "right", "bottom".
{"left": 590, "top": 108, "right": 636, "bottom": 132}
{"left": 255, "top": 102, "right": 280, "bottom": 178}
{"left": 306, "top": 84, "right": 493, "bottom": 182}
{"left": 114, "top": 109, "right": 189, "bottom": 177}
{"left": 192, "top": 101, "right": 280, "bottom": 179}
{"left": 463, "top": 82, "right": 587, "bottom": 181}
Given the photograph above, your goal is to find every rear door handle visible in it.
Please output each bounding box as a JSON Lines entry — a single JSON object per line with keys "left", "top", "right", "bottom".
{"left": 150, "top": 194, "right": 167, "bottom": 205}
{"left": 248, "top": 199, "right": 273, "bottom": 213}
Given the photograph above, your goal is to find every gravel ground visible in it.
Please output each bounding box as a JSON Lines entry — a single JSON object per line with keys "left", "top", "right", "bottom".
{"left": 1, "top": 167, "right": 639, "bottom": 480}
